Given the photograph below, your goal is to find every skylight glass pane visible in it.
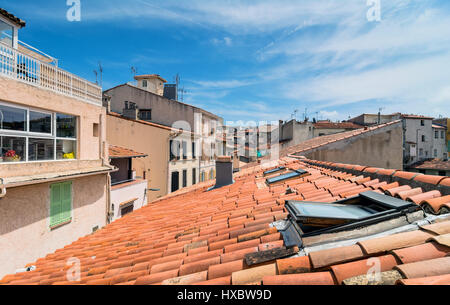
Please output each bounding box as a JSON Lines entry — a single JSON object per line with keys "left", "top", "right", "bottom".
{"left": 266, "top": 171, "right": 299, "bottom": 184}
{"left": 266, "top": 169, "right": 308, "bottom": 184}
{"left": 292, "top": 202, "right": 374, "bottom": 220}
{"left": 263, "top": 166, "right": 285, "bottom": 175}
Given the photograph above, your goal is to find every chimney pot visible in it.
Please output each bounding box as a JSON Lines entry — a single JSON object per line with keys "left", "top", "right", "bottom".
{"left": 210, "top": 155, "right": 234, "bottom": 190}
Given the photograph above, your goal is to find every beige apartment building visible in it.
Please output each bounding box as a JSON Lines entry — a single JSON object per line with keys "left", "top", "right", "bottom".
{"left": 0, "top": 10, "right": 113, "bottom": 277}
{"left": 103, "top": 75, "right": 223, "bottom": 190}
{"left": 106, "top": 111, "right": 201, "bottom": 201}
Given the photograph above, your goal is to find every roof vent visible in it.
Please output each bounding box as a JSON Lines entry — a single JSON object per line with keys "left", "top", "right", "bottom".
{"left": 209, "top": 156, "right": 234, "bottom": 191}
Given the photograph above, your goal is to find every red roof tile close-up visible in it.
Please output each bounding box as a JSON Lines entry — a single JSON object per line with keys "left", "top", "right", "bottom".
{"left": 1, "top": 156, "right": 449, "bottom": 285}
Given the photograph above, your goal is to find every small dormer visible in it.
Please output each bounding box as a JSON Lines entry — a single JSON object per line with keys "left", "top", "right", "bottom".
{"left": 134, "top": 74, "right": 167, "bottom": 96}
{"left": 0, "top": 8, "right": 26, "bottom": 49}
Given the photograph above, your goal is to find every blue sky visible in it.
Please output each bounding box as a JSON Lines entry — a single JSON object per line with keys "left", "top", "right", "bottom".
{"left": 2, "top": 0, "right": 450, "bottom": 124}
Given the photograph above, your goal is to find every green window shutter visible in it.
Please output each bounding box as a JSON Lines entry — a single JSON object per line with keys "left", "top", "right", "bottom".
{"left": 61, "top": 181, "right": 72, "bottom": 223}
{"left": 50, "top": 183, "right": 62, "bottom": 227}
{"left": 50, "top": 181, "right": 72, "bottom": 227}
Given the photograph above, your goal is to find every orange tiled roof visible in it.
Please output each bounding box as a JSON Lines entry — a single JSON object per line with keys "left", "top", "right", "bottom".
{"left": 409, "top": 159, "right": 450, "bottom": 171}
{"left": 109, "top": 144, "right": 147, "bottom": 159}
{"left": 1, "top": 156, "right": 449, "bottom": 285}
{"left": 0, "top": 8, "right": 26, "bottom": 27}
{"left": 313, "top": 122, "right": 361, "bottom": 130}
{"left": 402, "top": 114, "right": 434, "bottom": 120}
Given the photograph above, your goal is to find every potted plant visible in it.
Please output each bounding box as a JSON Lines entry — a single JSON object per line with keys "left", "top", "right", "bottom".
{"left": 4, "top": 150, "right": 21, "bottom": 162}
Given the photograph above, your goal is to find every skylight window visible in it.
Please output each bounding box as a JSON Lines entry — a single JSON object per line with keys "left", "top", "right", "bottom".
{"left": 266, "top": 169, "right": 309, "bottom": 185}
{"left": 263, "top": 166, "right": 286, "bottom": 176}
{"left": 282, "top": 191, "right": 420, "bottom": 247}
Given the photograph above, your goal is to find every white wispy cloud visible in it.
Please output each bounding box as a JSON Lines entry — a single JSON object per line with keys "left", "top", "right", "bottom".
{"left": 190, "top": 79, "right": 253, "bottom": 89}
{"left": 211, "top": 37, "right": 233, "bottom": 46}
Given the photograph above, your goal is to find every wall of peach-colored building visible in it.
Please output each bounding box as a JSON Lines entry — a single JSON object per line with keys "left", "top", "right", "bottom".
{"left": 0, "top": 76, "right": 106, "bottom": 163}
{"left": 106, "top": 114, "right": 170, "bottom": 202}
{"left": 0, "top": 174, "right": 107, "bottom": 278}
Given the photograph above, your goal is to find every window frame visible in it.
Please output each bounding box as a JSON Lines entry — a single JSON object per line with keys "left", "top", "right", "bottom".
{"left": 0, "top": 100, "right": 78, "bottom": 163}
{"left": 182, "top": 169, "right": 187, "bottom": 188}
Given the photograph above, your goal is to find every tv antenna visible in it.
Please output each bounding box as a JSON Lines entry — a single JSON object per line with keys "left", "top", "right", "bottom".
{"left": 179, "top": 86, "right": 188, "bottom": 102}
{"left": 131, "top": 66, "right": 137, "bottom": 78}
{"left": 93, "top": 70, "right": 98, "bottom": 85}
{"left": 98, "top": 61, "right": 103, "bottom": 88}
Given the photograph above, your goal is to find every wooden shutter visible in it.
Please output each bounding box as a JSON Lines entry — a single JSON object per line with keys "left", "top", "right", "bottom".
{"left": 50, "top": 183, "right": 62, "bottom": 227}
{"left": 50, "top": 181, "right": 72, "bottom": 227}
{"left": 60, "top": 181, "right": 72, "bottom": 223}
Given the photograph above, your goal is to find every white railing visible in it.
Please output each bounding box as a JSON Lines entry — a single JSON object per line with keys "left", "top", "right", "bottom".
{"left": 0, "top": 43, "right": 102, "bottom": 106}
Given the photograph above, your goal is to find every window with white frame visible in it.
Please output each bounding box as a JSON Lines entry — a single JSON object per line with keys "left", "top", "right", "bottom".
{"left": 0, "top": 19, "right": 14, "bottom": 48}
{"left": 0, "top": 101, "right": 77, "bottom": 163}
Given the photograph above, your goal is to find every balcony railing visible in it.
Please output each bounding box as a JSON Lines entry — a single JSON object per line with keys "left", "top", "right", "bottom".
{"left": 0, "top": 42, "right": 102, "bottom": 106}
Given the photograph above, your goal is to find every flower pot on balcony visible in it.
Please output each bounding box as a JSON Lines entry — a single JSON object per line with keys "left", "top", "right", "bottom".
{"left": 4, "top": 156, "right": 21, "bottom": 162}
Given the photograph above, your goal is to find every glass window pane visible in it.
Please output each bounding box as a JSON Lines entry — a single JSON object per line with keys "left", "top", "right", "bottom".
{"left": 30, "top": 111, "right": 52, "bottom": 134}
{"left": 0, "top": 20, "right": 13, "bottom": 48}
{"left": 28, "top": 138, "right": 54, "bottom": 161}
{"left": 0, "top": 104, "right": 26, "bottom": 131}
{"left": 56, "top": 139, "right": 76, "bottom": 160}
{"left": 0, "top": 136, "right": 25, "bottom": 162}
{"left": 56, "top": 114, "right": 76, "bottom": 138}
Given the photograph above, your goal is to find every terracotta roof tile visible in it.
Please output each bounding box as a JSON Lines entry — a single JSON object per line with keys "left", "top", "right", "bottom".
{"left": 109, "top": 144, "right": 147, "bottom": 159}
{"left": 150, "top": 260, "right": 183, "bottom": 274}
{"left": 231, "top": 263, "right": 277, "bottom": 285}
{"left": 394, "top": 257, "right": 450, "bottom": 279}
{"left": 224, "top": 239, "right": 261, "bottom": 253}
{"left": 162, "top": 271, "right": 208, "bottom": 285}
{"left": 396, "top": 274, "right": 450, "bottom": 285}
{"left": 440, "top": 178, "right": 450, "bottom": 187}
{"left": 357, "top": 230, "right": 435, "bottom": 255}
{"left": 428, "top": 233, "right": 450, "bottom": 248}
{"left": 262, "top": 271, "right": 335, "bottom": 285}
{"left": 309, "top": 245, "right": 365, "bottom": 269}
{"left": 330, "top": 254, "right": 399, "bottom": 284}
{"left": 421, "top": 195, "right": 450, "bottom": 214}
{"left": 183, "top": 250, "right": 224, "bottom": 265}
{"left": 208, "top": 260, "right": 244, "bottom": 280}
{"left": 413, "top": 174, "right": 446, "bottom": 185}
{"left": 179, "top": 256, "right": 220, "bottom": 276}
{"left": 407, "top": 191, "right": 442, "bottom": 205}
{"left": 420, "top": 221, "right": 450, "bottom": 235}
{"left": 220, "top": 247, "right": 259, "bottom": 264}
{"left": 391, "top": 242, "right": 449, "bottom": 264}
{"left": 276, "top": 256, "right": 311, "bottom": 275}
{"left": 134, "top": 269, "right": 179, "bottom": 285}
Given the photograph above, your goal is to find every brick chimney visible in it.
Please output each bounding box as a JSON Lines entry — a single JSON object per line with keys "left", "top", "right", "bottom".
{"left": 122, "top": 101, "right": 139, "bottom": 120}
{"left": 102, "top": 94, "right": 111, "bottom": 113}
{"left": 213, "top": 156, "right": 234, "bottom": 189}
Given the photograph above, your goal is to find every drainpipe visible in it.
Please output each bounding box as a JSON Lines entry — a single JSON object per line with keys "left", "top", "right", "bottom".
{"left": 99, "top": 112, "right": 114, "bottom": 224}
